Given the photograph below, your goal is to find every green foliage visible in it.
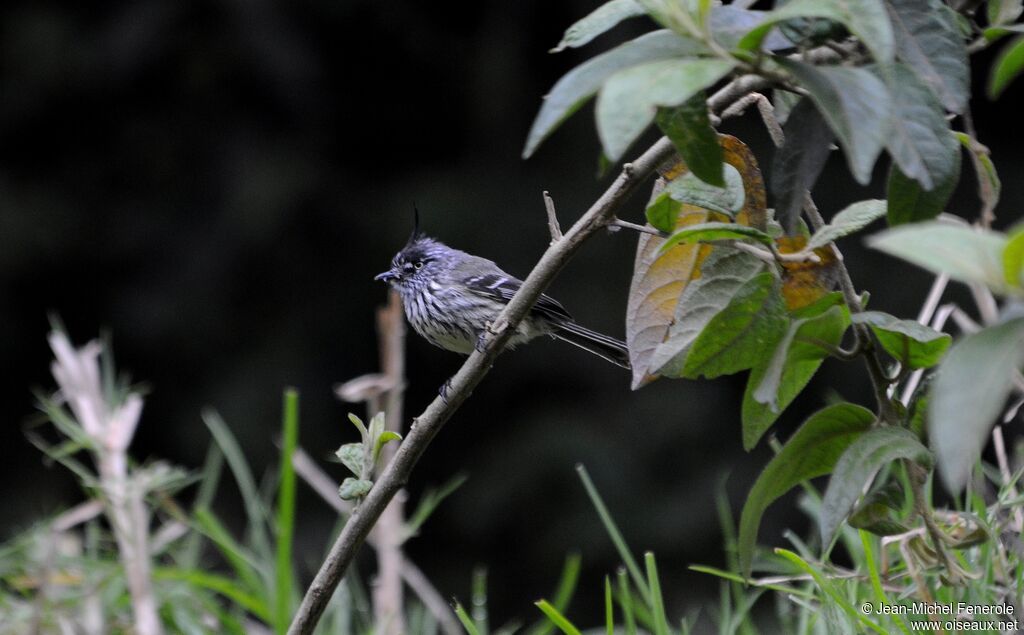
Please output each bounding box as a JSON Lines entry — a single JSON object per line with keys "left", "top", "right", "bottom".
{"left": 850, "top": 311, "right": 951, "bottom": 368}
{"left": 773, "top": 60, "right": 890, "bottom": 185}
{"left": 596, "top": 57, "right": 735, "bottom": 161}
{"left": 806, "top": 199, "right": 887, "bottom": 249}
{"left": 683, "top": 272, "right": 788, "bottom": 379}
{"left": 523, "top": 30, "right": 708, "bottom": 159}
{"left": 337, "top": 411, "right": 402, "bottom": 501}
{"left": 819, "top": 427, "right": 932, "bottom": 548}
{"left": 929, "top": 318, "right": 1024, "bottom": 493}
{"left": 654, "top": 94, "right": 724, "bottom": 186}
{"left": 662, "top": 164, "right": 744, "bottom": 216}
{"left": 771, "top": 98, "right": 834, "bottom": 233}
{"left": 989, "top": 35, "right": 1024, "bottom": 97}
{"left": 869, "top": 221, "right": 1010, "bottom": 294}
{"left": 738, "top": 403, "right": 875, "bottom": 575}
{"left": 736, "top": 0, "right": 895, "bottom": 65}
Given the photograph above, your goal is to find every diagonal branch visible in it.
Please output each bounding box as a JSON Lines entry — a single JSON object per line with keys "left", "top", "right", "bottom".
{"left": 286, "top": 73, "right": 773, "bottom": 635}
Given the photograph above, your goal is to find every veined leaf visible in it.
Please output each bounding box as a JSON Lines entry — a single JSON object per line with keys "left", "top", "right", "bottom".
{"left": 775, "top": 59, "right": 890, "bottom": 185}
{"left": 663, "top": 164, "right": 744, "bottom": 217}
{"left": 850, "top": 311, "right": 951, "bottom": 368}
{"left": 885, "top": 0, "right": 969, "bottom": 113}
{"left": 738, "top": 0, "right": 894, "bottom": 64}
{"left": 820, "top": 427, "right": 932, "bottom": 548}
{"left": 627, "top": 202, "right": 711, "bottom": 389}
{"left": 596, "top": 58, "right": 736, "bottom": 161}
{"left": 683, "top": 272, "right": 788, "bottom": 379}
{"left": 738, "top": 403, "right": 875, "bottom": 575}
{"left": 524, "top": 30, "right": 709, "bottom": 158}
{"left": 807, "top": 199, "right": 887, "bottom": 250}
{"left": 886, "top": 145, "right": 961, "bottom": 225}
{"left": 649, "top": 249, "right": 766, "bottom": 377}
{"left": 744, "top": 293, "right": 849, "bottom": 450}
{"left": 551, "top": 0, "right": 646, "bottom": 53}
{"left": 655, "top": 92, "right": 724, "bottom": 186}
{"left": 772, "top": 98, "right": 834, "bottom": 234}
{"left": 868, "top": 221, "right": 1010, "bottom": 294}
{"left": 930, "top": 318, "right": 1024, "bottom": 493}
{"left": 658, "top": 222, "right": 772, "bottom": 251}
{"left": 883, "top": 63, "right": 958, "bottom": 191}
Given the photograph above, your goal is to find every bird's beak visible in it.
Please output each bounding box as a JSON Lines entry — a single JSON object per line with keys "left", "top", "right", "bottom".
{"left": 375, "top": 269, "right": 399, "bottom": 283}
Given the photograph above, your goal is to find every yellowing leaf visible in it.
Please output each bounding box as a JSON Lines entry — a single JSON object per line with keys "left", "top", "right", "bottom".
{"left": 776, "top": 236, "right": 839, "bottom": 310}
{"left": 721, "top": 135, "right": 768, "bottom": 231}
{"left": 627, "top": 201, "right": 710, "bottom": 389}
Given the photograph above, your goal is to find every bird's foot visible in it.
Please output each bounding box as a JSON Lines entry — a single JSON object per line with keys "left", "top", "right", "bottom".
{"left": 475, "top": 332, "right": 489, "bottom": 353}
{"left": 439, "top": 379, "right": 453, "bottom": 404}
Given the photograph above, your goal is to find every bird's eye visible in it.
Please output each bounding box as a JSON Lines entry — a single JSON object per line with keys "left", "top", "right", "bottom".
{"left": 414, "top": 261, "right": 424, "bottom": 269}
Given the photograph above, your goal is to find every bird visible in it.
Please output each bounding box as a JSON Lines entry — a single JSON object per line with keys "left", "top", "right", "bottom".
{"left": 374, "top": 219, "right": 630, "bottom": 370}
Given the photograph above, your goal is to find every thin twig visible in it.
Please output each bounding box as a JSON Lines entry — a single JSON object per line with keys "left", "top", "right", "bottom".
{"left": 543, "top": 191, "right": 563, "bottom": 242}
{"left": 608, "top": 218, "right": 668, "bottom": 238}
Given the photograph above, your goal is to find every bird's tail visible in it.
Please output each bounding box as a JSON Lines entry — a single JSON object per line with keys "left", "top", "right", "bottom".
{"left": 551, "top": 321, "right": 631, "bottom": 370}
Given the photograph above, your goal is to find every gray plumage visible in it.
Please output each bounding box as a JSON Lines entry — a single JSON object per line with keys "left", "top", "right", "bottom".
{"left": 375, "top": 234, "right": 630, "bottom": 369}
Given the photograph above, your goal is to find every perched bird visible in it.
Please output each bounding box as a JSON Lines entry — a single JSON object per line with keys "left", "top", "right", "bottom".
{"left": 375, "top": 221, "right": 630, "bottom": 369}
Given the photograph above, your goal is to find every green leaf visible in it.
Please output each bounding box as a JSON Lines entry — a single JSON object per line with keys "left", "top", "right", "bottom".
{"left": 771, "top": 98, "right": 835, "bottom": 234}
{"left": 744, "top": 294, "right": 850, "bottom": 450}
{"left": 772, "top": 88, "right": 801, "bottom": 126}
{"left": 663, "top": 163, "right": 745, "bottom": 216}
{"left": 1003, "top": 226, "right": 1024, "bottom": 288}
{"left": 807, "top": 199, "right": 887, "bottom": 250}
{"left": 850, "top": 311, "right": 951, "bottom": 368}
{"left": 775, "top": 59, "right": 890, "bottom": 185}
{"left": 655, "top": 93, "right": 724, "bottom": 186}
{"left": 658, "top": 222, "right": 772, "bottom": 252}
{"left": 989, "top": 0, "right": 1024, "bottom": 26}
{"left": 683, "top": 272, "right": 788, "bottom": 379}
{"left": 650, "top": 249, "right": 765, "bottom": 377}
{"left": 710, "top": 6, "right": 793, "bottom": 50}
{"left": 930, "top": 318, "right": 1024, "bottom": 494}
{"left": 644, "top": 191, "right": 683, "bottom": 233}
{"left": 596, "top": 58, "right": 736, "bottom": 161}
{"left": 868, "top": 221, "right": 1010, "bottom": 294}
{"left": 989, "top": 35, "right": 1024, "bottom": 98}
{"left": 523, "top": 30, "right": 709, "bottom": 158}
{"left": 955, "top": 131, "right": 1001, "bottom": 214}
{"left": 885, "top": 0, "right": 969, "bottom": 113}
{"left": 848, "top": 480, "right": 911, "bottom": 536}
{"left": 373, "top": 430, "right": 402, "bottom": 462}
{"left": 886, "top": 144, "right": 961, "bottom": 225}
{"left": 347, "top": 412, "right": 368, "bottom": 437}
{"left": 738, "top": 0, "right": 894, "bottom": 64}
{"left": 883, "top": 63, "right": 959, "bottom": 191}
{"left": 274, "top": 389, "right": 299, "bottom": 634}
{"left": 738, "top": 403, "right": 875, "bottom": 575}
{"left": 338, "top": 477, "right": 373, "bottom": 500}
{"left": 820, "top": 427, "right": 933, "bottom": 548}
{"left": 335, "top": 443, "right": 364, "bottom": 476}
{"left": 535, "top": 600, "right": 582, "bottom": 635}
{"left": 551, "top": 0, "right": 646, "bottom": 53}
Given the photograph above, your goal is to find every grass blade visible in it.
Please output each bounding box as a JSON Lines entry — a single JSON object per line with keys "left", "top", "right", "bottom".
{"left": 274, "top": 389, "right": 299, "bottom": 634}
{"left": 534, "top": 600, "right": 582, "bottom": 635}
{"left": 645, "top": 553, "right": 669, "bottom": 635}
{"left": 576, "top": 464, "right": 651, "bottom": 602}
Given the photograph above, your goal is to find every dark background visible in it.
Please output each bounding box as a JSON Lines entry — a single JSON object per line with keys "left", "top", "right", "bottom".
{"left": 2, "top": 0, "right": 1021, "bottom": 627}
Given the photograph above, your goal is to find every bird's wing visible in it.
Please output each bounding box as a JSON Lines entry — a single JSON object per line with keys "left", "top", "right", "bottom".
{"left": 464, "top": 273, "right": 573, "bottom": 322}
